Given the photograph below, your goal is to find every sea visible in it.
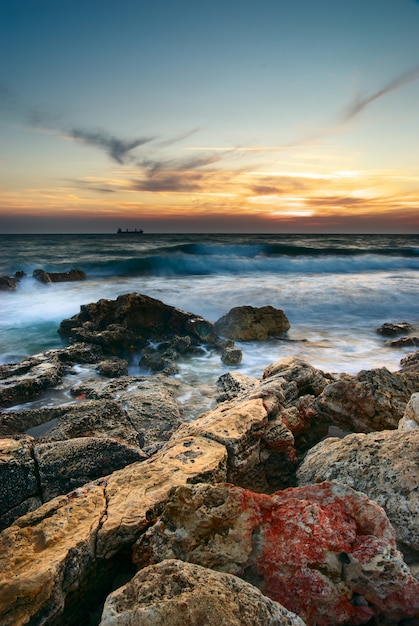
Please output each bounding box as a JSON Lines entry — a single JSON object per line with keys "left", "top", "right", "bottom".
{"left": 1, "top": 233, "right": 418, "bottom": 412}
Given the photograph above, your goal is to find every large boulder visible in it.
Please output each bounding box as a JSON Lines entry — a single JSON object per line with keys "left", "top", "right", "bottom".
{"left": 214, "top": 305, "right": 290, "bottom": 341}
{"left": 133, "top": 481, "right": 419, "bottom": 626}
{"left": 0, "top": 436, "right": 228, "bottom": 626}
{"left": 58, "top": 292, "right": 216, "bottom": 353}
{"left": 314, "top": 366, "right": 419, "bottom": 432}
{"left": 297, "top": 429, "right": 419, "bottom": 557}
{"left": 100, "top": 559, "right": 306, "bottom": 626}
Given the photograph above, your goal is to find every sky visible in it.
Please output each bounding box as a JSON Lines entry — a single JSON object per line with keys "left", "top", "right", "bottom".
{"left": 1, "top": 0, "right": 419, "bottom": 234}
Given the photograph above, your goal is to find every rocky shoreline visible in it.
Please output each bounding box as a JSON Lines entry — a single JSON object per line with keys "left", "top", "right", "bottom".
{"left": 0, "top": 292, "right": 418, "bottom": 625}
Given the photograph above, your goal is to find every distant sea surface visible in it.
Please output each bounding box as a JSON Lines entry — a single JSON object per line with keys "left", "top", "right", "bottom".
{"left": 1, "top": 233, "right": 418, "bottom": 401}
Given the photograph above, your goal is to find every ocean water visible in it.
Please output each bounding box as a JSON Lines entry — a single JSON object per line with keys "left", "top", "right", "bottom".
{"left": 1, "top": 233, "right": 418, "bottom": 409}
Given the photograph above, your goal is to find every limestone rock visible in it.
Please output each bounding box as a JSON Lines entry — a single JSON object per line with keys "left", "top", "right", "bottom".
{"left": 133, "top": 481, "right": 419, "bottom": 626}
{"left": 376, "top": 321, "right": 415, "bottom": 336}
{"left": 0, "top": 354, "right": 64, "bottom": 408}
{"left": 216, "top": 371, "right": 259, "bottom": 402}
{"left": 400, "top": 349, "right": 419, "bottom": 370}
{"left": 0, "top": 436, "right": 41, "bottom": 531}
{"left": 263, "top": 356, "right": 332, "bottom": 396}
{"left": 58, "top": 292, "right": 216, "bottom": 353}
{"left": 314, "top": 366, "right": 419, "bottom": 432}
{"left": 100, "top": 559, "right": 307, "bottom": 626}
{"left": 96, "top": 357, "right": 129, "bottom": 377}
{"left": 0, "top": 436, "right": 227, "bottom": 626}
{"left": 220, "top": 344, "right": 242, "bottom": 365}
{"left": 399, "top": 392, "right": 419, "bottom": 430}
{"left": 70, "top": 376, "right": 182, "bottom": 452}
{"left": 386, "top": 335, "right": 419, "bottom": 348}
{"left": 214, "top": 305, "right": 290, "bottom": 340}
{"left": 297, "top": 429, "right": 419, "bottom": 555}
{"left": 33, "top": 268, "right": 86, "bottom": 283}
{"left": 34, "top": 437, "right": 147, "bottom": 501}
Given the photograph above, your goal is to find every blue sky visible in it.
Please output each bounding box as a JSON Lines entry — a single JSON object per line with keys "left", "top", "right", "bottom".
{"left": 1, "top": 0, "right": 419, "bottom": 232}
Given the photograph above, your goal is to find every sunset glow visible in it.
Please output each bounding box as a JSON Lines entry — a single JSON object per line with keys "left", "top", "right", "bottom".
{"left": 1, "top": 0, "right": 419, "bottom": 233}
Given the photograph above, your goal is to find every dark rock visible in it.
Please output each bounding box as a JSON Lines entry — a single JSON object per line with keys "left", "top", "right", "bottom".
{"left": 34, "top": 437, "right": 147, "bottom": 501}
{"left": 97, "top": 357, "right": 128, "bottom": 377}
{"left": 58, "top": 293, "right": 216, "bottom": 355}
{"left": 0, "top": 436, "right": 41, "bottom": 531}
{"left": 216, "top": 371, "right": 259, "bottom": 402}
{"left": 33, "top": 268, "right": 87, "bottom": 283}
{"left": 221, "top": 345, "right": 242, "bottom": 365}
{"left": 386, "top": 336, "right": 419, "bottom": 348}
{"left": 0, "top": 354, "right": 64, "bottom": 408}
{"left": 214, "top": 305, "right": 290, "bottom": 341}
{"left": 400, "top": 350, "right": 419, "bottom": 370}
{"left": 377, "top": 321, "right": 415, "bottom": 336}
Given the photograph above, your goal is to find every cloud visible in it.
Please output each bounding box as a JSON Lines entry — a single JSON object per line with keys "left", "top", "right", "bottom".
{"left": 342, "top": 66, "right": 419, "bottom": 121}
{"left": 68, "top": 128, "right": 154, "bottom": 164}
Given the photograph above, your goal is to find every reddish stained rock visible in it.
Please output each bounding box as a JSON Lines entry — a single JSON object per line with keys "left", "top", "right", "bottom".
{"left": 133, "top": 481, "right": 419, "bottom": 626}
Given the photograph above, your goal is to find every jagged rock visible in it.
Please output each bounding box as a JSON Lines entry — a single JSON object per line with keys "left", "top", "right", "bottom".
{"left": 398, "top": 392, "right": 419, "bottom": 430}
{"left": 0, "top": 354, "right": 64, "bottom": 408}
{"left": 314, "top": 366, "right": 419, "bottom": 432}
{"left": 33, "top": 268, "right": 86, "bottom": 283}
{"left": 400, "top": 350, "right": 419, "bottom": 370}
{"left": 0, "top": 435, "right": 227, "bottom": 626}
{"left": 0, "top": 271, "right": 25, "bottom": 291}
{"left": 34, "top": 437, "right": 147, "bottom": 501}
{"left": 70, "top": 376, "right": 182, "bottom": 453}
{"left": 297, "top": 430, "right": 419, "bottom": 557}
{"left": 100, "top": 559, "right": 307, "bottom": 626}
{"left": 376, "top": 321, "right": 415, "bottom": 336}
{"left": 214, "top": 305, "right": 290, "bottom": 340}
{"left": 96, "top": 357, "right": 128, "bottom": 377}
{"left": 58, "top": 292, "right": 216, "bottom": 355}
{"left": 0, "top": 436, "right": 41, "bottom": 531}
{"left": 386, "top": 335, "right": 419, "bottom": 348}
{"left": 220, "top": 344, "right": 242, "bottom": 365}
{"left": 216, "top": 371, "right": 259, "bottom": 402}
{"left": 263, "top": 356, "right": 333, "bottom": 396}
{"left": 133, "top": 481, "right": 419, "bottom": 626}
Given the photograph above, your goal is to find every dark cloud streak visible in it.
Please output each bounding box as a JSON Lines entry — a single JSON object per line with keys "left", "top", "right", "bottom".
{"left": 68, "top": 129, "right": 154, "bottom": 164}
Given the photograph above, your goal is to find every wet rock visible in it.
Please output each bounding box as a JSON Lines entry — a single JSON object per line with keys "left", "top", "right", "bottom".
{"left": 297, "top": 429, "right": 419, "bottom": 557}
{"left": 133, "top": 481, "right": 419, "bottom": 626}
{"left": 0, "top": 271, "right": 25, "bottom": 291}
{"left": 376, "top": 321, "right": 415, "bottom": 336}
{"left": 400, "top": 350, "right": 419, "bottom": 370}
{"left": 100, "top": 559, "right": 306, "bottom": 626}
{"left": 263, "top": 356, "right": 333, "bottom": 396}
{"left": 0, "top": 435, "right": 227, "bottom": 626}
{"left": 97, "top": 357, "right": 129, "bottom": 377}
{"left": 0, "top": 436, "right": 41, "bottom": 531}
{"left": 34, "top": 437, "right": 147, "bottom": 501}
{"left": 33, "top": 268, "right": 87, "bottom": 283}
{"left": 0, "top": 354, "right": 64, "bottom": 408}
{"left": 314, "top": 366, "right": 419, "bottom": 432}
{"left": 214, "top": 305, "right": 290, "bottom": 341}
{"left": 220, "top": 344, "right": 242, "bottom": 365}
{"left": 399, "top": 392, "right": 419, "bottom": 430}
{"left": 386, "top": 335, "right": 419, "bottom": 348}
{"left": 70, "top": 376, "right": 183, "bottom": 453}
{"left": 58, "top": 292, "right": 216, "bottom": 355}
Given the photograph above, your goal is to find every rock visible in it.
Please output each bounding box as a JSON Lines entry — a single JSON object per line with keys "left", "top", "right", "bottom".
{"left": 0, "top": 435, "right": 227, "bottom": 626}
{"left": 214, "top": 305, "right": 290, "bottom": 341}
{"left": 314, "top": 366, "right": 419, "bottom": 432}
{"left": 33, "top": 268, "right": 87, "bottom": 283}
{"left": 399, "top": 393, "right": 419, "bottom": 430}
{"left": 58, "top": 292, "right": 216, "bottom": 354}
{"left": 70, "top": 376, "right": 183, "bottom": 453}
{"left": 0, "top": 436, "right": 41, "bottom": 531}
{"left": 376, "top": 321, "right": 415, "bottom": 336}
{"left": 0, "top": 354, "right": 64, "bottom": 408}
{"left": 216, "top": 371, "right": 259, "bottom": 402}
{"left": 97, "top": 357, "right": 128, "bottom": 377}
{"left": 133, "top": 481, "right": 419, "bottom": 626}
{"left": 100, "top": 559, "right": 307, "bottom": 626}
{"left": 0, "top": 271, "right": 25, "bottom": 291}
{"left": 0, "top": 399, "right": 140, "bottom": 445}
{"left": 296, "top": 429, "right": 419, "bottom": 556}
{"left": 34, "top": 437, "right": 147, "bottom": 501}
{"left": 386, "top": 335, "right": 419, "bottom": 348}
{"left": 220, "top": 344, "right": 242, "bottom": 365}
{"left": 400, "top": 350, "right": 419, "bottom": 370}
{"left": 263, "top": 356, "right": 332, "bottom": 396}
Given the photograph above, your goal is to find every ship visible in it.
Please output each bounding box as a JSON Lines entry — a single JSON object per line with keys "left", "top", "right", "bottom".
{"left": 117, "top": 228, "right": 144, "bottom": 234}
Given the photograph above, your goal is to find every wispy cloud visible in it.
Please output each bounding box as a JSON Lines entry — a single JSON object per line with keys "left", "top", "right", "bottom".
{"left": 68, "top": 129, "right": 154, "bottom": 164}
{"left": 342, "top": 66, "right": 419, "bottom": 121}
